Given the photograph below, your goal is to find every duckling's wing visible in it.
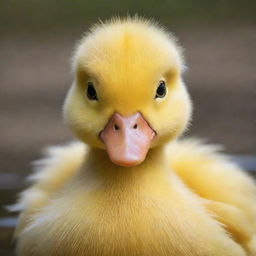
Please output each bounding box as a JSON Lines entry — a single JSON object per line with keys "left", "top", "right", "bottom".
{"left": 11, "top": 141, "right": 86, "bottom": 238}
{"left": 168, "top": 138, "right": 256, "bottom": 254}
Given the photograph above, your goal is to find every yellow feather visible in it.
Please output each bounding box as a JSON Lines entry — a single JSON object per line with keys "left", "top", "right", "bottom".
{"left": 13, "top": 18, "right": 256, "bottom": 256}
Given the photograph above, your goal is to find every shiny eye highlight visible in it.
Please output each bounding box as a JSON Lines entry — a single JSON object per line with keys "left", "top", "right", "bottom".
{"left": 87, "top": 82, "right": 98, "bottom": 101}
{"left": 155, "top": 80, "right": 166, "bottom": 99}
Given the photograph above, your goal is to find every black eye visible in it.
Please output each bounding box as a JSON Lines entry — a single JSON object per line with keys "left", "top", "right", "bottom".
{"left": 155, "top": 80, "right": 166, "bottom": 99}
{"left": 87, "top": 82, "right": 98, "bottom": 101}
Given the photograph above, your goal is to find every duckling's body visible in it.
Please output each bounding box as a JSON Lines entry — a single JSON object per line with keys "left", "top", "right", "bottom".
{"left": 14, "top": 18, "right": 256, "bottom": 255}
{"left": 15, "top": 141, "right": 256, "bottom": 255}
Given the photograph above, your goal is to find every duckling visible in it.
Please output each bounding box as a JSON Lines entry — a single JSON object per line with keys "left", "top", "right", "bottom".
{"left": 13, "top": 17, "right": 256, "bottom": 256}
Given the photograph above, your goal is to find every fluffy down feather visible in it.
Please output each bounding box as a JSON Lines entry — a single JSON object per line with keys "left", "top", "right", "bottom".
{"left": 13, "top": 17, "right": 256, "bottom": 256}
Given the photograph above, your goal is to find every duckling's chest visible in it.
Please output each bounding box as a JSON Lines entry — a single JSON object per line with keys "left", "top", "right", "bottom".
{"left": 37, "top": 176, "right": 226, "bottom": 256}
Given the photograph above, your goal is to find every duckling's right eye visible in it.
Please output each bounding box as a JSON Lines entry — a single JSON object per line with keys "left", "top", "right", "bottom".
{"left": 87, "top": 82, "right": 98, "bottom": 101}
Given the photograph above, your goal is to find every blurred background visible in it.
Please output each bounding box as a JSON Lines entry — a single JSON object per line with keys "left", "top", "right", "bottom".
{"left": 0, "top": 0, "right": 256, "bottom": 254}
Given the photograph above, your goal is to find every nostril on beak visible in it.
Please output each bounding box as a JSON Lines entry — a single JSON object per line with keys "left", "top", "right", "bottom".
{"left": 114, "top": 124, "right": 119, "bottom": 131}
{"left": 133, "top": 124, "right": 138, "bottom": 129}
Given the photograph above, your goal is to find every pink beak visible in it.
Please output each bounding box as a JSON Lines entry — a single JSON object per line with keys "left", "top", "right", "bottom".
{"left": 100, "top": 112, "right": 156, "bottom": 167}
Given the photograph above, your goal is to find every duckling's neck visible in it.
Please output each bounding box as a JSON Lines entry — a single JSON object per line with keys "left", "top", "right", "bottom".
{"left": 81, "top": 145, "right": 170, "bottom": 183}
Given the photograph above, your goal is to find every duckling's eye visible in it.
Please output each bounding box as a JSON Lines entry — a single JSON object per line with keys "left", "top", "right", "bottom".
{"left": 87, "top": 82, "right": 98, "bottom": 101}
{"left": 155, "top": 80, "right": 166, "bottom": 99}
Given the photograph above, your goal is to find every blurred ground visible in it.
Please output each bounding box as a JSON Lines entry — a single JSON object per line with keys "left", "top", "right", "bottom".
{"left": 0, "top": 1, "right": 256, "bottom": 254}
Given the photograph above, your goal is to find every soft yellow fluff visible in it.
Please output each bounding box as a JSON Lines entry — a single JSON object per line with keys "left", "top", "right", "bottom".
{"left": 14, "top": 17, "right": 256, "bottom": 256}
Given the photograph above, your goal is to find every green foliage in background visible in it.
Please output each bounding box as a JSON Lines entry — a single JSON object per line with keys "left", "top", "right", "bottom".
{"left": 1, "top": 0, "right": 256, "bottom": 34}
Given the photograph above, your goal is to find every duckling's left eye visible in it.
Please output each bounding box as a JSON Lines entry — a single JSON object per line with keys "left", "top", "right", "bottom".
{"left": 87, "top": 82, "right": 98, "bottom": 101}
{"left": 155, "top": 80, "right": 166, "bottom": 99}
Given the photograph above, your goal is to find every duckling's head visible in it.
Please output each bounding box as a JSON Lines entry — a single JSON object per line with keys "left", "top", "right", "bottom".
{"left": 64, "top": 18, "right": 192, "bottom": 167}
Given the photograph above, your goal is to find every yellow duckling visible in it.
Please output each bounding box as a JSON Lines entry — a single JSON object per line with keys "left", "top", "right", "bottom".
{"left": 13, "top": 17, "right": 256, "bottom": 256}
